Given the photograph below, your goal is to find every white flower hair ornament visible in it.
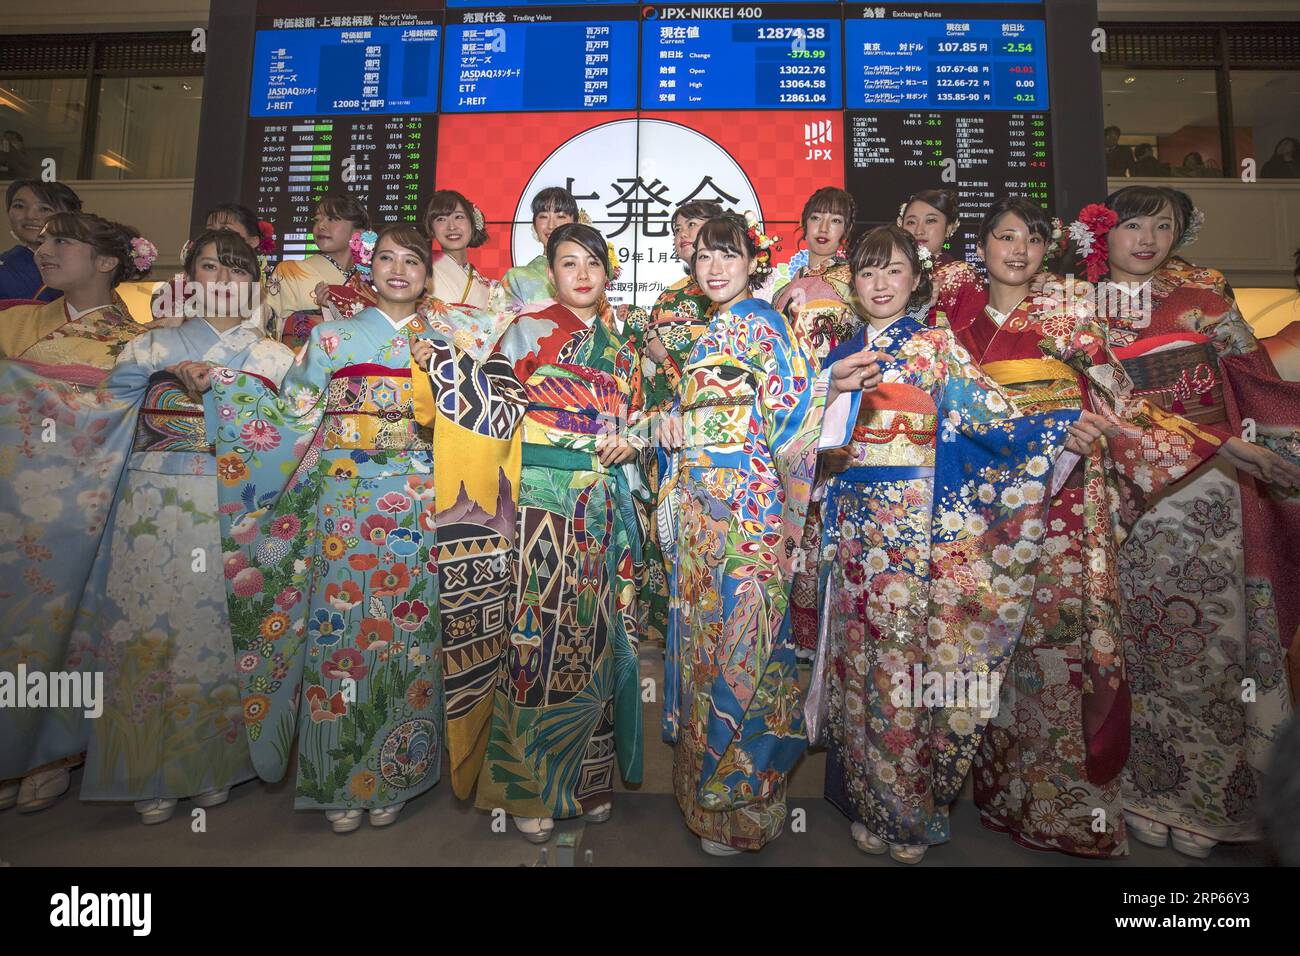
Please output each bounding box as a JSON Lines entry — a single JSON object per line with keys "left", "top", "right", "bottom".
{"left": 915, "top": 243, "right": 935, "bottom": 272}
{"left": 1042, "top": 217, "right": 1065, "bottom": 270}
{"left": 471, "top": 204, "right": 485, "bottom": 234}
{"left": 742, "top": 210, "right": 782, "bottom": 277}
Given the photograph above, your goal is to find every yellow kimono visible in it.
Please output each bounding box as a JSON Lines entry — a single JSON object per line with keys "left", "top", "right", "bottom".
{"left": 0, "top": 298, "right": 144, "bottom": 370}
{"left": 264, "top": 253, "right": 348, "bottom": 329}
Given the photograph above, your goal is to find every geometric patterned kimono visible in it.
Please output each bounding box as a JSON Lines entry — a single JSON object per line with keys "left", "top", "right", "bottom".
{"left": 206, "top": 305, "right": 524, "bottom": 809}
{"left": 662, "top": 297, "right": 853, "bottom": 850}
{"left": 80, "top": 318, "right": 294, "bottom": 802}
{"left": 951, "top": 287, "right": 1222, "bottom": 856}
{"left": 0, "top": 300, "right": 149, "bottom": 782}
{"left": 771, "top": 255, "right": 860, "bottom": 653}
{"left": 810, "top": 316, "right": 1077, "bottom": 848}
{"left": 1105, "top": 260, "right": 1295, "bottom": 843}
{"left": 475, "top": 301, "right": 644, "bottom": 819}
{"left": 626, "top": 276, "right": 714, "bottom": 647}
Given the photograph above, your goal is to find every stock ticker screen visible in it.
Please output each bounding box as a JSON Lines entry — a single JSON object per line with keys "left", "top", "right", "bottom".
{"left": 242, "top": 0, "right": 1052, "bottom": 303}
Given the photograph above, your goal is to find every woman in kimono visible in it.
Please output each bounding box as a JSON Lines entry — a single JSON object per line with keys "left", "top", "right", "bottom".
{"left": 424, "top": 189, "right": 496, "bottom": 309}
{"left": 476, "top": 222, "right": 645, "bottom": 842}
{"left": 813, "top": 225, "right": 1088, "bottom": 863}
{"left": 152, "top": 204, "right": 277, "bottom": 326}
{"left": 1083, "top": 185, "right": 1298, "bottom": 857}
{"left": 0, "top": 179, "right": 81, "bottom": 303}
{"left": 898, "top": 188, "right": 983, "bottom": 326}
{"left": 656, "top": 211, "right": 880, "bottom": 855}
{"left": 625, "top": 199, "right": 721, "bottom": 646}
{"left": 267, "top": 193, "right": 369, "bottom": 348}
{"left": 207, "top": 224, "right": 525, "bottom": 832}
{"left": 501, "top": 186, "right": 577, "bottom": 309}
{"left": 771, "top": 187, "right": 860, "bottom": 658}
{"left": 947, "top": 197, "right": 1299, "bottom": 857}
{"left": 0, "top": 211, "right": 154, "bottom": 813}
{"left": 77, "top": 230, "right": 294, "bottom": 823}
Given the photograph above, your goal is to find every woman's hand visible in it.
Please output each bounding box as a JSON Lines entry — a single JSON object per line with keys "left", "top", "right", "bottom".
{"left": 411, "top": 338, "right": 434, "bottom": 372}
{"left": 819, "top": 446, "right": 854, "bottom": 477}
{"left": 656, "top": 411, "right": 685, "bottom": 450}
{"left": 311, "top": 281, "right": 331, "bottom": 307}
{"left": 595, "top": 427, "right": 638, "bottom": 467}
{"left": 169, "top": 360, "right": 213, "bottom": 397}
{"left": 1217, "top": 437, "right": 1300, "bottom": 489}
{"left": 645, "top": 334, "right": 670, "bottom": 364}
{"left": 1064, "top": 409, "right": 1119, "bottom": 455}
{"left": 828, "top": 350, "right": 883, "bottom": 406}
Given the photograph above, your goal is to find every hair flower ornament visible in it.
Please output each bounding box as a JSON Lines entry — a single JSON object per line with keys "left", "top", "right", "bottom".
{"left": 914, "top": 243, "right": 935, "bottom": 272}
{"left": 130, "top": 237, "right": 158, "bottom": 272}
{"left": 1068, "top": 203, "right": 1119, "bottom": 282}
{"left": 606, "top": 242, "right": 622, "bottom": 286}
{"left": 1042, "top": 217, "right": 1065, "bottom": 269}
{"left": 1176, "top": 207, "right": 1205, "bottom": 251}
{"left": 471, "top": 204, "right": 485, "bottom": 233}
{"left": 257, "top": 220, "right": 277, "bottom": 255}
{"left": 742, "top": 209, "right": 781, "bottom": 277}
{"left": 349, "top": 230, "right": 378, "bottom": 275}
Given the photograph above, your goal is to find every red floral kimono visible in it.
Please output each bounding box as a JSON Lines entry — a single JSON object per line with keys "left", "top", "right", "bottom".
{"left": 1104, "top": 259, "right": 1296, "bottom": 842}
{"left": 950, "top": 285, "right": 1221, "bottom": 856}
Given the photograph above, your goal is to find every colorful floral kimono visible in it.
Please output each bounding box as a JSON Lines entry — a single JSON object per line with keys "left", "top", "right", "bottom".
{"left": 207, "top": 305, "right": 525, "bottom": 809}
{"left": 811, "top": 316, "right": 1076, "bottom": 846}
{"left": 266, "top": 253, "right": 350, "bottom": 349}
{"left": 1103, "top": 262, "right": 1295, "bottom": 843}
{"left": 431, "top": 252, "right": 495, "bottom": 310}
{"left": 501, "top": 255, "right": 554, "bottom": 312}
{"left": 626, "top": 276, "right": 714, "bottom": 647}
{"left": 0, "top": 300, "right": 149, "bottom": 782}
{"left": 80, "top": 319, "right": 293, "bottom": 801}
{"left": 475, "top": 301, "right": 644, "bottom": 818}
{"left": 662, "top": 297, "right": 855, "bottom": 850}
{"left": 772, "top": 256, "right": 860, "bottom": 653}
{"left": 950, "top": 287, "right": 1222, "bottom": 856}
{"left": 929, "top": 254, "right": 983, "bottom": 328}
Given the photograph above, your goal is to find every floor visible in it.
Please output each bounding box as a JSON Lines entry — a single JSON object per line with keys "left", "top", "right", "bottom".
{"left": 0, "top": 650, "right": 1275, "bottom": 868}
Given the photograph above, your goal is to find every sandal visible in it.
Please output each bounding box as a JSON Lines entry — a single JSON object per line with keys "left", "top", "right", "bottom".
{"left": 1170, "top": 828, "right": 1218, "bottom": 859}
{"left": 700, "top": 837, "right": 742, "bottom": 857}
{"left": 325, "top": 809, "right": 364, "bottom": 833}
{"left": 513, "top": 816, "right": 553, "bottom": 844}
{"left": 1124, "top": 811, "right": 1170, "bottom": 848}
{"left": 850, "top": 822, "right": 888, "bottom": 855}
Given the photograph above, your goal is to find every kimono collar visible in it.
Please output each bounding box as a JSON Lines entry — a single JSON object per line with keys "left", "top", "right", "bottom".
{"left": 380, "top": 311, "right": 420, "bottom": 332}
{"left": 200, "top": 316, "right": 264, "bottom": 340}
{"left": 864, "top": 315, "right": 903, "bottom": 347}
{"left": 65, "top": 300, "right": 114, "bottom": 322}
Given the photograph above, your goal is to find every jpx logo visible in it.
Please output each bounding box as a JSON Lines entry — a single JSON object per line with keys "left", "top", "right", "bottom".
{"left": 804, "top": 120, "right": 833, "bottom": 161}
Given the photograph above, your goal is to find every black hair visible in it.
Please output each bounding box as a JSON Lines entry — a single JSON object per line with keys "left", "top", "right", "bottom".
{"left": 1105, "top": 184, "right": 1185, "bottom": 237}
{"left": 41, "top": 211, "right": 148, "bottom": 285}
{"left": 1104, "top": 125, "right": 1121, "bottom": 137}
{"left": 204, "top": 203, "right": 260, "bottom": 241}
{"left": 692, "top": 212, "right": 767, "bottom": 290}
{"left": 544, "top": 221, "right": 610, "bottom": 277}
{"left": 6, "top": 179, "right": 82, "bottom": 214}
{"left": 183, "top": 228, "right": 260, "bottom": 279}
{"left": 423, "top": 189, "right": 488, "bottom": 247}
{"left": 530, "top": 186, "right": 579, "bottom": 221}
{"left": 1135, "top": 143, "right": 1154, "bottom": 159}
{"left": 901, "top": 188, "right": 960, "bottom": 228}
{"left": 1273, "top": 137, "right": 1299, "bottom": 158}
{"left": 673, "top": 200, "right": 725, "bottom": 225}
{"left": 316, "top": 193, "right": 370, "bottom": 231}
{"left": 847, "top": 224, "right": 932, "bottom": 311}
{"left": 976, "top": 197, "right": 1052, "bottom": 247}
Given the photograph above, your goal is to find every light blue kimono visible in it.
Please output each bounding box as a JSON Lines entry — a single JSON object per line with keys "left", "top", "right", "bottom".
{"left": 80, "top": 318, "right": 293, "bottom": 801}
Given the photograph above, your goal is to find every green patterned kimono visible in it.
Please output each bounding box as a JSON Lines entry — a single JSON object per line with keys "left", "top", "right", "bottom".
{"left": 475, "top": 301, "right": 645, "bottom": 818}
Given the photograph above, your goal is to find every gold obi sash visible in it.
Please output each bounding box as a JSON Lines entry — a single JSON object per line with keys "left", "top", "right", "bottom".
{"left": 849, "top": 382, "right": 938, "bottom": 468}
{"left": 322, "top": 363, "right": 430, "bottom": 452}
{"left": 981, "top": 357, "right": 1082, "bottom": 415}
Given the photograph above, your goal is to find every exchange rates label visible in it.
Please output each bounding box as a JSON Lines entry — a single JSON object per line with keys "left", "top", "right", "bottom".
{"left": 641, "top": 4, "right": 843, "bottom": 109}
{"left": 846, "top": 109, "right": 1051, "bottom": 261}
{"left": 249, "top": 23, "right": 442, "bottom": 116}
{"left": 845, "top": 5, "right": 1047, "bottom": 111}
{"left": 441, "top": 7, "right": 639, "bottom": 112}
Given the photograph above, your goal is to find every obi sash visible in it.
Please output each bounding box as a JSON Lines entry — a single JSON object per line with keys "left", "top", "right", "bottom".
{"left": 134, "top": 371, "right": 212, "bottom": 454}
{"left": 678, "top": 362, "right": 758, "bottom": 470}
{"left": 1112, "top": 332, "right": 1226, "bottom": 425}
{"left": 982, "top": 357, "right": 1083, "bottom": 415}
{"left": 841, "top": 381, "right": 939, "bottom": 474}
{"left": 322, "top": 363, "right": 428, "bottom": 452}
{"left": 521, "top": 362, "right": 626, "bottom": 475}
